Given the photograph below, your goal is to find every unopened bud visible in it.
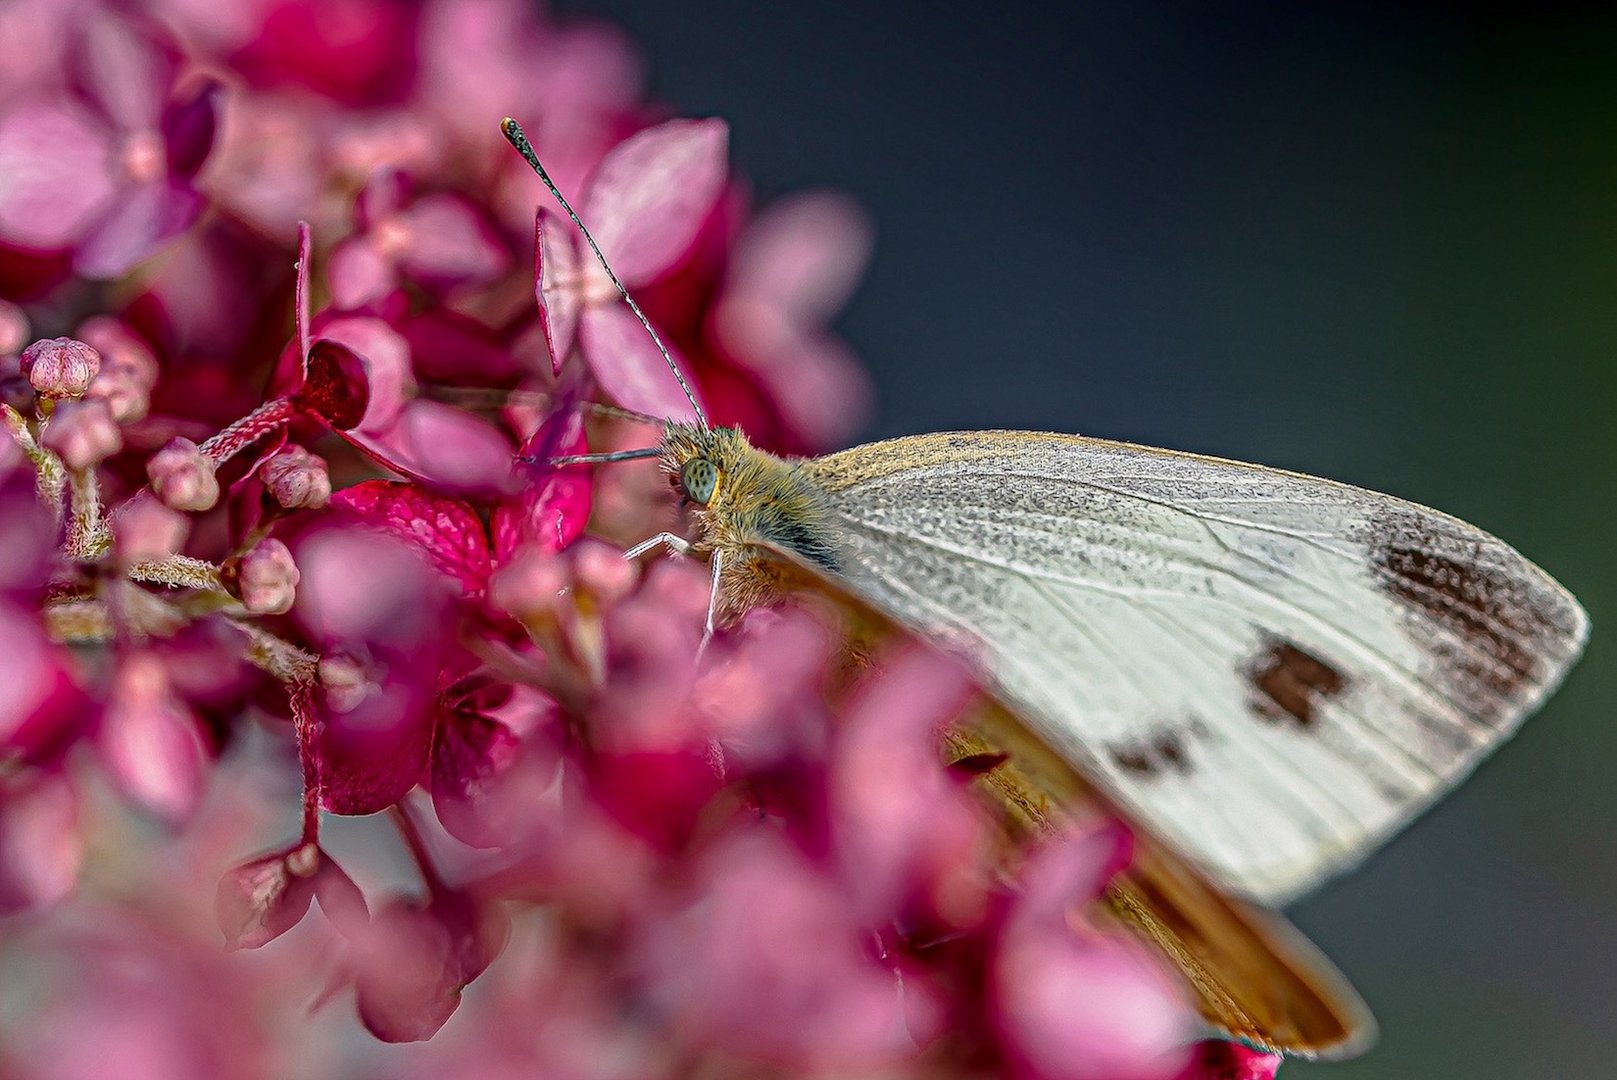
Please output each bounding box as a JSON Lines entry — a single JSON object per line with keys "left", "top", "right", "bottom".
{"left": 0, "top": 300, "right": 28, "bottom": 356}
{"left": 40, "top": 399, "right": 122, "bottom": 469}
{"left": 317, "top": 652, "right": 372, "bottom": 713}
{"left": 226, "top": 539, "right": 300, "bottom": 615}
{"left": 489, "top": 548, "right": 570, "bottom": 622}
{"left": 77, "top": 317, "right": 158, "bottom": 424}
{"left": 112, "top": 494, "right": 190, "bottom": 564}
{"left": 261, "top": 446, "right": 331, "bottom": 510}
{"left": 20, "top": 337, "right": 101, "bottom": 399}
{"left": 148, "top": 437, "right": 219, "bottom": 512}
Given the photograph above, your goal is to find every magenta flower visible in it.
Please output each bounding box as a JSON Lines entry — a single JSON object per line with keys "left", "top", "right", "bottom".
{"left": 0, "top": 8, "right": 217, "bottom": 280}
{"left": 532, "top": 117, "right": 730, "bottom": 420}
{"left": 0, "top": 1, "right": 1246, "bottom": 1075}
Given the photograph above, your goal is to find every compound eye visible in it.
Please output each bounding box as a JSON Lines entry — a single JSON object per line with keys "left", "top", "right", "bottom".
{"left": 680, "top": 457, "right": 719, "bottom": 505}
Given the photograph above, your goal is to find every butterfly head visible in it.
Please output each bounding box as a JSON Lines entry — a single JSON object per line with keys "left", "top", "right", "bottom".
{"left": 658, "top": 420, "right": 841, "bottom": 571}
{"left": 661, "top": 421, "right": 749, "bottom": 508}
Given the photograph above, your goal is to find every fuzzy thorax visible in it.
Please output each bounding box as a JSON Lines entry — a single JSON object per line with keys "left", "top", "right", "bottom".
{"left": 659, "top": 422, "right": 843, "bottom": 621}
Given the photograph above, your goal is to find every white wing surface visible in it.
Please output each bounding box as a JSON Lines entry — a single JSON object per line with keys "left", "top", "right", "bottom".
{"left": 805, "top": 431, "right": 1587, "bottom": 904}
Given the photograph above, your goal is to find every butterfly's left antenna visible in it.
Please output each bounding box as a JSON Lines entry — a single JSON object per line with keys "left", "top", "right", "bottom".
{"left": 501, "top": 117, "right": 710, "bottom": 433}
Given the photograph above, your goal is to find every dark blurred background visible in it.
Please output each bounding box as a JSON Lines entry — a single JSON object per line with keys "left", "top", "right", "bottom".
{"left": 556, "top": 2, "right": 1615, "bottom": 1075}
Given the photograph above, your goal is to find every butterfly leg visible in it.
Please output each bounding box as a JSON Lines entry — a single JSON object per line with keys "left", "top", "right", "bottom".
{"left": 623, "top": 532, "right": 693, "bottom": 560}
{"left": 698, "top": 550, "right": 723, "bottom": 658}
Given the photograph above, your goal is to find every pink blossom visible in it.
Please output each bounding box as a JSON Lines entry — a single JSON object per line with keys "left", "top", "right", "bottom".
{"left": 0, "top": 1, "right": 1224, "bottom": 1073}
{"left": 0, "top": 9, "right": 218, "bottom": 279}
{"left": 529, "top": 117, "right": 730, "bottom": 420}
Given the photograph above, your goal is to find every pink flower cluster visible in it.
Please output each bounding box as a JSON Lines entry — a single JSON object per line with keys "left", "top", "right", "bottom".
{"left": 0, "top": 1, "right": 1279, "bottom": 1076}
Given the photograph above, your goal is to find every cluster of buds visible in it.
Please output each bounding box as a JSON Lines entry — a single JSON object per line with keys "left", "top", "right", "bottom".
{"left": 0, "top": 0, "right": 1279, "bottom": 1077}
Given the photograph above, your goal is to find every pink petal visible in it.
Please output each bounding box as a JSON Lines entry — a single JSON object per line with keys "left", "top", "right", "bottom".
{"left": 579, "top": 302, "right": 703, "bottom": 422}
{"left": 535, "top": 209, "right": 579, "bottom": 373}
{"left": 354, "top": 168, "right": 410, "bottom": 230}
{"left": 74, "top": 180, "right": 204, "bottom": 279}
{"left": 295, "top": 337, "right": 373, "bottom": 431}
{"left": 1017, "top": 821, "right": 1135, "bottom": 923}
{"left": 0, "top": 773, "right": 81, "bottom": 914}
{"left": 0, "top": 603, "right": 88, "bottom": 763}
{"left": 832, "top": 646, "right": 987, "bottom": 923}
{"left": 331, "top": 479, "right": 493, "bottom": 594}
{"left": 0, "top": 100, "right": 116, "bottom": 252}
{"left": 354, "top": 892, "right": 506, "bottom": 1042}
{"left": 726, "top": 191, "right": 873, "bottom": 320}
{"left": 313, "top": 316, "right": 416, "bottom": 434}
{"left": 637, "top": 831, "right": 920, "bottom": 1067}
{"left": 400, "top": 308, "right": 529, "bottom": 384}
{"left": 342, "top": 399, "right": 516, "bottom": 497}
{"left": 294, "top": 221, "right": 312, "bottom": 361}
{"left": 429, "top": 710, "right": 538, "bottom": 849}
{"left": 1177, "top": 1041, "right": 1283, "bottom": 1080}
{"left": 160, "top": 75, "right": 222, "bottom": 179}
{"left": 214, "top": 844, "right": 322, "bottom": 950}
{"left": 292, "top": 529, "right": 450, "bottom": 815}
{"left": 994, "top": 826, "right": 1194, "bottom": 1080}
{"left": 71, "top": 9, "right": 180, "bottom": 132}
{"left": 99, "top": 654, "right": 210, "bottom": 822}
{"left": 995, "top": 932, "right": 1193, "bottom": 1080}
{"left": 0, "top": 467, "right": 56, "bottom": 595}
{"left": 313, "top": 673, "right": 436, "bottom": 816}
{"left": 213, "top": 841, "right": 367, "bottom": 950}
{"left": 328, "top": 236, "right": 399, "bottom": 311}
{"left": 395, "top": 193, "right": 510, "bottom": 289}
{"left": 582, "top": 117, "right": 729, "bottom": 288}
{"left": 491, "top": 404, "right": 592, "bottom": 561}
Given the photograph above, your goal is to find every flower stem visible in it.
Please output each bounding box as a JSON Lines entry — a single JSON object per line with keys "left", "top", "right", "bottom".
{"left": 199, "top": 397, "right": 298, "bottom": 464}
{"left": 390, "top": 800, "right": 446, "bottom": 894}
{"left": 64, "top": 467, "right": 109, "bottom": 560}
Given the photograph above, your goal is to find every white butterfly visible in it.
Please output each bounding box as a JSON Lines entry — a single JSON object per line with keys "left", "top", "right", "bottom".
{"left": 501, "top": 115, "right": 1591, "bottom": 1055}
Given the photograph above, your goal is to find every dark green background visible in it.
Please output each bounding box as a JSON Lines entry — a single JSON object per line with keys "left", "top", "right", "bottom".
{"left": 560, "top": 3, "right": 1616, "bottom": 1074}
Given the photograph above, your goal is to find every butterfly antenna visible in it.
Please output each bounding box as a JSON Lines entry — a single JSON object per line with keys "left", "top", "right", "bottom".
{"left": 501, "top": 117, "right": 710, "bottom": 432}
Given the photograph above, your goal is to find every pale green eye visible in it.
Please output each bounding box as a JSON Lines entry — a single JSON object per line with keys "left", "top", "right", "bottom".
{"left": 681, "top": 458, "right": 719, "bottom": 505}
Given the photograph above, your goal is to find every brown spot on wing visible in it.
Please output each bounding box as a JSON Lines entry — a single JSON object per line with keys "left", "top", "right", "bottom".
{"left": 1374, "top": 543, "right": 1541, "bottom": 723}
{"left": 1108, "top": 725, "right": 1198, "bottom": 777}
{"left": 1366, "top": 506, "right": 1585, "bottom": 726}
{"left": 1246, "top": 640, "right": 1346, "bottom": 730}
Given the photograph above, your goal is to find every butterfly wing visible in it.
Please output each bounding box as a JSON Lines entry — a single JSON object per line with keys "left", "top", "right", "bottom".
{"left": 803, "top": 431, "right": 1588, "bottom": 904}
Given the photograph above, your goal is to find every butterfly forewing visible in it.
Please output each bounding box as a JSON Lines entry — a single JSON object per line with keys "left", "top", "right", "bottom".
{"left": 804, "top": 431, "right": 1588, "bottom": 903}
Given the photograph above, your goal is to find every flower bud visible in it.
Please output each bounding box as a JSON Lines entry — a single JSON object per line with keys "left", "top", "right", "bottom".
{"left": 227, "top": 539, "right": 300, "bottom": 615}
{"left": 148, "top": 437, "right": 220, "bottom": 512}
{"left": 0, "top": 300, "right": 28, "bottom": 357}
{"left": 40, "top": 399, "right": 122, "bottom": 469}
{"left": 112, "top": 494, "right": 190, "bottom": 564}
{"left": 20, "top": 337, "right": 101, "bottom": 399}
{"left": 77, "top": 317, "right": 158, "bottom": 424}
{"left": 261, "top": 446, "right": 331, "bottom": 509}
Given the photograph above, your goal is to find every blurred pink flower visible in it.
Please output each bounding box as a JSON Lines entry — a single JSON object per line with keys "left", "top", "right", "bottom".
{"left": 532, "top": 117, "right": 729, "bottom": 421}
{"left": 0, "top": 1, "right": 1225, "bottom": 1074}
{"left": 0, "top": 9, "right": 218, "bottom": 279}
